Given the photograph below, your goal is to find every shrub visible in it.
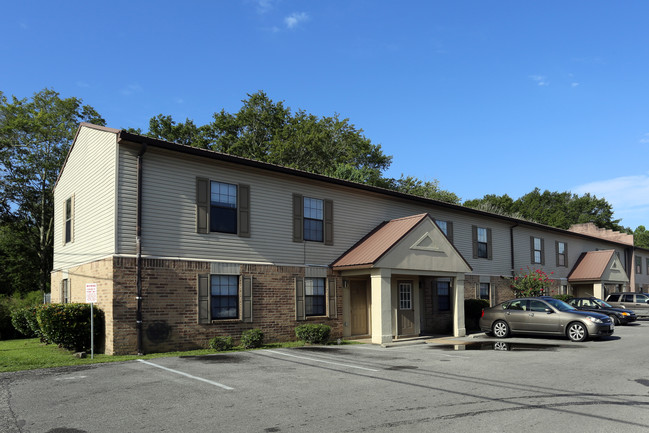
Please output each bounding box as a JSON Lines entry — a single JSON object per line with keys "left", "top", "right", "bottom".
{"left": 295, "top": 324, "right": 331, "bottom": 344}
{"left": 511, "top": 267, "right": 555, "bottom": 297}
{"left": 25, "top": 305, "right": 46, "bottom": 342}
{"left": 552, "top": 294, "right": 573, "bottom": 303}
{"left": 209, "top": 336, "right": 234, "bottom": 351}
{"left": 240, "top": 328, "right": 264, "bottom": 349}
{"left": 0, "top": 291, "right": 43, "bottom": 340}
{"left": 36, "top": 303, "right": 104, "bottom": 352}
{"left": 10, "top": 307, "right": 36, "bottom": 338}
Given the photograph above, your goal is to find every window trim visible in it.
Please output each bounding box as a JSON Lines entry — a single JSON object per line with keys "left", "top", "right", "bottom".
{"left": 472, "top": 226, "right": 492, "bottom": 260}
{"left": 292, "top": 194, "right": 333, "bottom": 245}
{"left": 61, "top": 278, "right": 70, "bottom": 303}
{"left": 305, "top": 277, "right": 326, "bottom": 317}
{"left": 197, "top": 273, "right": 252, "bottom": 324}
{"left": 64, "top": 195, "right": 74, "bottom": 244}
{"left": 556, "top": 241, "right": 568, "bottom": 268}
{"left": 531, "top": 236, "right": 545, "bottom": 265}
{"left": 636, "top": 256, "right": 642, "bottom": 274}
{"left": 196, "top": 178, "right": 250, "bottom": 237}
{"left": 398, "top": 281, "right": 413, "bottom": 310}
{"left": 479, "top": 282, "right": 490, "bottom": 301}
{"left": 436, "top": 279, "right": 451, "bottom": 312}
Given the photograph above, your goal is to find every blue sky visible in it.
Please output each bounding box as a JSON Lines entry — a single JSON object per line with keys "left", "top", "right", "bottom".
{"left": 2, "top": 1, "right": 648, "bottom": 229}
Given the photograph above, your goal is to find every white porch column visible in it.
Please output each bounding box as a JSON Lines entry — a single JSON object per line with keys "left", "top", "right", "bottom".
{"left": 453, "top": 276, "right": 466, "bottom": 337}
{"left": 593, "top": 283, "right": 604, "bottom": 299}
{"left": 371, "top": 268, "right": 392, "bottom": 345}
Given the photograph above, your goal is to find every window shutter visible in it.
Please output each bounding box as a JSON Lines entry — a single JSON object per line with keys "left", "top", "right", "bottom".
{"left": 446, "top": 221, "right": 454, "bottom": 244}
{"left": 238, "top": 184, "right": 251, "bottom": 238}
{"left": 70, "top": 195, "right": 75, "bottom": 243}
{"left": 487, "top": 228, "right": 493, "bottom": 260}
{"left": 564, "top": 243, "right": 568, "bottom": 267}
{"left": 295, "top": 277, "right": 305, "bottom": 320}
{"left": 324, "top": 199, "right": 334, "bottom": 246}
{"left": 540, "top": 238, "right": 545, "bottom": 265}
{"left": 328, "top": 278, "right": 337, "bottom": 318}
{"left": 292, "top": 194, "right": 303, "bottom": 242}
{"left": 196, "top": 178, "right": 209, "bottom": 234}
{"left": 555, "top": 241, "right": 560, "bottom": 267}
{"left": 197, "top": 274, "right": 210, "bottom": 324}
{"left": 472, "top": 225, "right": 478, "bottom": 259}
{"left": 530, "top": 237, "right": 535, "bottom": 263}
{"left": 242, "top": 275, "right": 253, "bottom": 323}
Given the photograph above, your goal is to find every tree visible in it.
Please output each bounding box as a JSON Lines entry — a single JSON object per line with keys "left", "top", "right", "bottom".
{"left": 635, "top": 226, "right": 649, "bottom": 249}
{"left": 0, "top": 89, "right": 105, "bottom": 296}
{"left": 137, "top": 91, "right": 459, "bottom": 202}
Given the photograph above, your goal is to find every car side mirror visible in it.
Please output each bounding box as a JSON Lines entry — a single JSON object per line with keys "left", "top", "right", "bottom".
{"left": 544, "top": 308, "right": 553, "bottom": 314}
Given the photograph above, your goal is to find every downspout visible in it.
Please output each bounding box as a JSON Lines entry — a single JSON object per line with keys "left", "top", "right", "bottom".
{"left": 136, "top": 144, "right": 147, "bottom": 355}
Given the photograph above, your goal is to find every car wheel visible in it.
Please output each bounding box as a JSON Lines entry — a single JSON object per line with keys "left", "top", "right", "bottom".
{"left": 567, "top": 322, "right": 588, "bottom": 342}
{"left": 609, "top": 315, "right": 620, "bottom": 326}
{"left": 492, "top": 320, "right": 510, "bottom": 338}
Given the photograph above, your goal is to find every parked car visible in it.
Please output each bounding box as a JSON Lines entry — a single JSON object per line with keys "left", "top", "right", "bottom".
{"left": 567, "top": 297, "right": 637, "bottom": 325}
{"left": 605, "top": 292, "right": 649, "bottom": 318}
{"left": 479, "top": 296, "right": 614, "bottom": 342}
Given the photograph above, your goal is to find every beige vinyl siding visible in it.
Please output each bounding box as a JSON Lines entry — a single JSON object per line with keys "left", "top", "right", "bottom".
{"left": 53, "top": 127, "right": 118, "bottom": 270}
{"left": 116, "top": 145, "right": 139, "bottom": 255}
{"left": 512, "top": 227, "right": 628, "bottom": 280}
{"left": 135, "top": 148, "right": 514, "bottom": 275}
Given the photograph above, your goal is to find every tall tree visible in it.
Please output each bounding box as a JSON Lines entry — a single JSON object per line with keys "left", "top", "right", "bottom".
{"left": 0, "top": 89, "right": 105, "bottom": 295}
{"left": 635, "top": 226, "right": 649, "bottom": 249}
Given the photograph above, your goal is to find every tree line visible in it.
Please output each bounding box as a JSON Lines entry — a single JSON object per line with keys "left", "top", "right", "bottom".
{"left": 1, "top": 88, "right": 647, "bottom": 299}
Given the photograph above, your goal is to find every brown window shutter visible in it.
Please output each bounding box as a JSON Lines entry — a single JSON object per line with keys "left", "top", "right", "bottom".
{"left": 487, "top": 228, "right": 493, "bottom": 260}
{"left": 530, "top": 236, "right": 535, "bottom": 263}
{"left": 197, "top": 274, "right": 210, "bottom": 324}
{"left": 328, "top": 278, "right": 337, "bottom": 318}
{"left": 196, "top": 178, "right": 209, "bottom": 234}
{"left": 446, "top": 221, "right": 454, "bottom": 244}
{"left": 555, "top": 241, "right": 560, "bottom": 267}
{"left": 324, "top": 199, "right": 334, "bottom": 246}
{"left": 242, "top": 276, "right": 253, "bottom": 323}
{"left": 472, "top": 225, "right": 478, "bottom": 259}
{"left": 292, "top": 194, "right": 303, "bottom": 242}
{"left": 295, "top": 277, "right": 305, "bottom": 320}
{"left": 564, "top": 243, "right": 568, "bottom": 267}
{"left": 540, "top": 238, "right": 545, "bottom": 265}
{"left": 238, "top": 184, "right": 251, "bottom": 237}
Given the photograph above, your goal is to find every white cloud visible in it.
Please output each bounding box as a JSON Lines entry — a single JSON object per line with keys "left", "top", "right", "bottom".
{"left": 120, "top": 84, "right": 143, "bottom": 96}
{"left": 640, "top": 133, "right": 649, "bottom": 144}
{"left": 253, "top": 0, "right": 275, "bottom": 14}
{"left": 573, "top": 173, "right": 649, "bottom": 228}
{"left": 285, "top": 12, "right": 309, "bottom": 29}
{"left": 529, "top": 75, "right": 549, "bottom": 86}
{"left": 571, "top": 82, "right": 579, "bottom": 87}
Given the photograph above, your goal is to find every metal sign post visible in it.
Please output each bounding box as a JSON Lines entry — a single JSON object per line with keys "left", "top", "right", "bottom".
{"left": 85, "top": 283, "right": 98, "bottom": 359}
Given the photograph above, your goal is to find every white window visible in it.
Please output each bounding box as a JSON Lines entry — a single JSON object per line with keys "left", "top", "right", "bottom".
{"left": 399, "top": 282, "right": 412, "bottom": 310}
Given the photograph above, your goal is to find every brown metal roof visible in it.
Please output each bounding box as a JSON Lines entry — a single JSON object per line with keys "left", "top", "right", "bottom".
{"left": 331, "top": 214, "right": 428, "bottom": 269}
{"left": 567, "top": 250, "right": 615, "bottom": 281}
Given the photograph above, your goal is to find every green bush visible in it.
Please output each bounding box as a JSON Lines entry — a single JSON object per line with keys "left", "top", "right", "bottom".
{"left": 209, "top": 336, "right": 234, "bottom": 351}
{"left": 552, "top": 294, "right": 573, "bottom": 303}
{"left": 295, "top": 324, "right": 331, "bottom": 344}
{"left": 240, "top": 328, "right": 264, "bottom": 349}
{"left": 36, "top": 303, "right": 104, "bottom": 352}
{"left": 25, "top": 305, "right": 46, "bottom": 342}
{"left": 0, "top": 291, "right": 43, "bottom": 340}
{"left": 10, "top": 307, "right": 36, "bottom": 338}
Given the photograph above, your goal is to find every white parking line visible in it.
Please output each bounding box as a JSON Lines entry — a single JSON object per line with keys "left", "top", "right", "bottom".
{"left": 137, "top": 359, "right": 234, "bottom": 390}
{"left": 262, "top": 349, "right": 380, "bottom": 372}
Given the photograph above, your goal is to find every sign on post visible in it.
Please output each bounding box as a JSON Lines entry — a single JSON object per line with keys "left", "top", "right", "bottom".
{"left": 85, "top": 283, "right": 97, "bottom": 359}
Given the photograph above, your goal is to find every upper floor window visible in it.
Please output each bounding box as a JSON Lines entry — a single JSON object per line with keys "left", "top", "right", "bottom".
{"left": 195, "top": 178, "right": 250, "bottom": 237}
{"left": 305, "top": 277, "right": 326, "bottom": 316}
{"left": 304, "top": 197, "right": 324, "bottom": 242}
{"left": 472, "top": 226, "right": 492, "bottom": 259}
{"left": 64, "top": 196, "right": 74, "bottom": 244}
{"left": 435, "top": 220, "right": 454, "bottom": 244}
{"left": 531, "top": 237, "right": 544, "bottom": 264}
{"left": 292, "top": 194, "right": 333, "bottom": 245}
{"left": 556, "top": 241, "right": 567, "bottom": 267}
{"left": 637, "top": 256, "right": 643, "bottom": 274}
{"left": 211, "top": 181, "right": 237, "bottom": 234}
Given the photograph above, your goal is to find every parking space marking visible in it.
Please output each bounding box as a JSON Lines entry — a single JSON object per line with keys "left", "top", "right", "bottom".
{"left": 137, "top": 359, "right": 234, "bottom": 390}
{"left": 262, "top": 349, "right": 380, "bottom": 372}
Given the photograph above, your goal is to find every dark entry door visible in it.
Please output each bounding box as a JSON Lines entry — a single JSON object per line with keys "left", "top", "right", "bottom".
{"left": 350, "top": 280, "right": 368, "bottom": 335}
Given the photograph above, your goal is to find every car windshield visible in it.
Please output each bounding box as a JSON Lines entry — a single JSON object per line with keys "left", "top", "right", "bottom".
{"left": 594, "top": 299, "right": 613, "bottom": 308}
{"left": 543, "top": 297, "right": 575, "bottom": 312}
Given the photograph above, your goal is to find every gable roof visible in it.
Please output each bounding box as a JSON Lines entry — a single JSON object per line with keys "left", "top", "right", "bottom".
{"left": 568, "top": 250, "right": 616, "bottom": 281}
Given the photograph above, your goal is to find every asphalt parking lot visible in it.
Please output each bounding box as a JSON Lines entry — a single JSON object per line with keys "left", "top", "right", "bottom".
{"left": 3, "top": 323, "right": 649, "bottom": 433}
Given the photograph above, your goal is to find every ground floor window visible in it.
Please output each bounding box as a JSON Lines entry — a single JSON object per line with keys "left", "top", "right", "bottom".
{"left": 61, "top": 279, "right": 70, "bottom": 303}
{"left": 437, "top": 279, "right": 451, "bottom": 311}
{"left": 305, "top": 277, "right": 326, "bottom": 316}
{"left": 479, "top": 283, "right": 490, "bottom": 301}
{"left": 211, "top": 275, "right": 239, "bottom": 319}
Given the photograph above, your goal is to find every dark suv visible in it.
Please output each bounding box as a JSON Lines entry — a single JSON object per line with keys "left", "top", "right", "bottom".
{"left": 605, "top": 292, "right": 649, "bottom": 318}
{"left": 568, "top": 297, "right": 637, "bottom": 325}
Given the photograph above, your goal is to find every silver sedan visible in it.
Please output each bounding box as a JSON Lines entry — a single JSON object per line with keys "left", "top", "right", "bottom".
{"left": 479, "top": 296, "right": 614, "bottom": 342}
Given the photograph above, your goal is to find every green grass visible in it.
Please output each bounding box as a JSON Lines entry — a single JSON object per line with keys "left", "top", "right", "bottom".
{"left": 0, "top": 338, "right": 355, "bottom": 373}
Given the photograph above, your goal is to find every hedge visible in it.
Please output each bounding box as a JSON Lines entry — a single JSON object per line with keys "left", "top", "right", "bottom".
{"left": 295, "top": 324, "right": 331, "bottom": 344}
{"left": 36, "top": 303, "right": 104, "bottom": 352}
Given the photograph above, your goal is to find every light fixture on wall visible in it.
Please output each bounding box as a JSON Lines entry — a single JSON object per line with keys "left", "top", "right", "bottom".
{"left": 343, "top": 280, "right": 349, "bottom": 288}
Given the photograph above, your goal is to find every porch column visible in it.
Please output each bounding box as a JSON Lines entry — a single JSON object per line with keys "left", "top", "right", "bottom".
{"left": 371, "top": 268, "right": 392, "bottom": 345}
{"left": 453, "top": 276, "right": 466, "bottom": 337}
{"left": 593, "top": 283, "right": 604, "bottom": 299}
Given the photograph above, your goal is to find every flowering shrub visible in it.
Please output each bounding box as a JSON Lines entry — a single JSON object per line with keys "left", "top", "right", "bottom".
{"left": 511, "top": 267, "right": 554, "bottom": 298}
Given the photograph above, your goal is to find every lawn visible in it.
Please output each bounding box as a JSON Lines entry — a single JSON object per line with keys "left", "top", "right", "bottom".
{"left": 0, "top": 338, "right": 308, "bottom": 373}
